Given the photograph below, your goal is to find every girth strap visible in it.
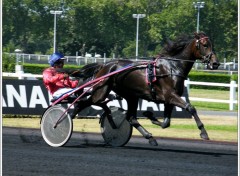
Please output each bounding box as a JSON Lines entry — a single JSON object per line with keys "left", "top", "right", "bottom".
{"left": 146, "top": 61, "right": 157, "bottom": 100}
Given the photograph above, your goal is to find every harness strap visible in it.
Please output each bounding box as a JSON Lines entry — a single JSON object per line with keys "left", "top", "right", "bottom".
{"left": 146, "top": 59, "right": 158, "bottom": 100}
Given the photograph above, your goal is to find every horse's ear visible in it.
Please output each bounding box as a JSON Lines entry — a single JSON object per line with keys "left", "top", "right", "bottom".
{"left": 194, "top": 32, "right": 200, "bottom": 49}
{"left": 194, "top": 32, "right": 200, "bottom": 39}
{"left": 197, "top": 31, "right": 207, "bottom": 38}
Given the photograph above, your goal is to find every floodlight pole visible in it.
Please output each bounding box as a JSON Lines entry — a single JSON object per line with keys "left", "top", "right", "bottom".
{"left": 193, "top": 1, "right": 205, "bottom": 33}
{"left": 50, "top": 10, "right": 63, "bottom": 53}
{"left": 133, "top": 14, "right": 146, "bottom": 60}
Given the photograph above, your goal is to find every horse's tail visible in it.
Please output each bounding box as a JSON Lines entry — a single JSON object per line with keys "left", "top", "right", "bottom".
{"left": 78, "top": 63, "right": 103, "bottom": 80}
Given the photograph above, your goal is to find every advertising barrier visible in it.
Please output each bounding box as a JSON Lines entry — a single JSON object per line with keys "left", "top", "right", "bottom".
{"left": 2, "top": 79, "right": 191, "bottom": 118}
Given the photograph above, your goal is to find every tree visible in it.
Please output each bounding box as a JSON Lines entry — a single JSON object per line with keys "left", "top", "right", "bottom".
{"left": 2, "top": 0, "right": 237, "bottom": 61}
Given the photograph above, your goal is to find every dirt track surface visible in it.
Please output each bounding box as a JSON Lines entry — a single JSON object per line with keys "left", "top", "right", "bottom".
{"left": 2, "top": 127, "right": 238, "bottom": 176}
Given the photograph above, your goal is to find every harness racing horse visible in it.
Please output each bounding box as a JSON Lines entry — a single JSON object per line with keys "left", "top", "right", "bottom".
{"left": 70, "top": 32, "right": 220, "bottom": 146}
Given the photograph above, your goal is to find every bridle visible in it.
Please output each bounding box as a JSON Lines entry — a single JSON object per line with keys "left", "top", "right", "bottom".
{"left": 202, "top": 52, "right": 213, "bottom": 64}
{"left": 195, "top": 36, "right": 213, "bottom": 64}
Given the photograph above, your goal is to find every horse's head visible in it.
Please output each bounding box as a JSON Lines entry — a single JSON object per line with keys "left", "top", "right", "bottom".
{"left": 193, "top": 32, "right": 220, "bottom": 70}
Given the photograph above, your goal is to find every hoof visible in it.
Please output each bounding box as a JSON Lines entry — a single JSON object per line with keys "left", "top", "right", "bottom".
{"left": 161, "top": 118, "right": 170, "bottom": 129}
{"left": 149, "top": 137, "right": 158, "bottom": 146}
{"left": 200, "top": 133, "right": 210, "bottom": 140}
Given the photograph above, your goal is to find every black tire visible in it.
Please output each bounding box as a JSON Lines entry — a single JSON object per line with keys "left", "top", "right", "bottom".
{"left": 100, "top": 107, "right": 132, "bottom": 147}
{"left": 41, "top": 105, "right": 73, "bottom": 147}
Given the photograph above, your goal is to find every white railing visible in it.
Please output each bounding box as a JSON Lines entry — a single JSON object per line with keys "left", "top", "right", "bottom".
{"left": 184, "top": 79, "right": 238, "bottom": 110}
{"left": 2, "top": 72, "right": 238, "bottom": 111}
{"left": 5, "top": 53, "right": 114, "bottom": 65}
{"left": 2, "top": 72, "right": 42, "bottom": 80}
{"left": 194, "top": 57, "right": 237, "bottom": 72}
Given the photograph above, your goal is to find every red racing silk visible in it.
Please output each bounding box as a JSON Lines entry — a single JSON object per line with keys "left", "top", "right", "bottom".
{"left": 42, "top": 67, "right": 78, "bottom": 95}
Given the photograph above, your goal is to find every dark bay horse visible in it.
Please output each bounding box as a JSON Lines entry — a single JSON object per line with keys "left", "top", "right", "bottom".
{"left": 70, "top": 32, "right": 220, "bottom": 145}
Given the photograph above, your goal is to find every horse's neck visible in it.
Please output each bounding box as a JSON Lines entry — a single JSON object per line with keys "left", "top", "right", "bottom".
{"left": 174, "top": 43, "right": 196, "bottom": 76}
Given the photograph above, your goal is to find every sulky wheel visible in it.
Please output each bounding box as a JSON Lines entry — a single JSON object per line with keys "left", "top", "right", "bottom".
{"left": 100, "top": 107, "right": 132, "bottom": 147}
{"left": 41, "top": 105, "right": 73, "bottom": 147}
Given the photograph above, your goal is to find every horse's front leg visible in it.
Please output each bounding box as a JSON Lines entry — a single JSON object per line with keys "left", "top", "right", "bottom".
{"left": 162, "top": 104, "right": 174, "bottom": 128}
{"left": 185, "top": 103, "right": 209, "bottom": 140}
{"left": 169, "top": 93, "right": 209, "bottom": 140}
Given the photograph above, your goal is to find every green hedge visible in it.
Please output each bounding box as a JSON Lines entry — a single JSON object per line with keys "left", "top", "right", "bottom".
{"left": 23, "top": 63, "right": 83, "bottom": 74}
{"left": 231, "top": 74, "right": 238, "bottom": 82}
{"left": 2, "top": 53, "right": 15, "bottom": 72}
{"left": 188, "top": 71, "right": 238, "bottom": 90}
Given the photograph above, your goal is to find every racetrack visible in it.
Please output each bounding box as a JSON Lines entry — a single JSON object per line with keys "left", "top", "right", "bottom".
{"left": 2, "top": 127, "right": 238, "bottom": 176}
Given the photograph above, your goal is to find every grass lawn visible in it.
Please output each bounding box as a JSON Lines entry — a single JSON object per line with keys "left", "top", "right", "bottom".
{"left": 2, "top": 115, "right": 237, "bottom": 142}
{"left": 189, "top": 89, "right": 238, "bottom": 111}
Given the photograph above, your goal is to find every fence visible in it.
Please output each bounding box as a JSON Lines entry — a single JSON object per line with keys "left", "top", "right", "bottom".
{"left": 194, "top": 58, "right": 237, "bottom": 73}
{"left": 6, "top": 53, "right": 238, "bottom": 72}
{"left": 6, "top": 53, "right": 115, "bottom": 65}
{"left": 3, "top": 72, "right": 238, "bottom": 111}
{"left": 184, "top": 79, "right": 238, "bottom": 110}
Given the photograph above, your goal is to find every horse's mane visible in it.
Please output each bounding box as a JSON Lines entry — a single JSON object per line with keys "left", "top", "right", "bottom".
{"left": 160, "top": 34, "right": 193, "bottom": 57}
{"left": 160, "top": 32, "right": 207, "bottom": 57}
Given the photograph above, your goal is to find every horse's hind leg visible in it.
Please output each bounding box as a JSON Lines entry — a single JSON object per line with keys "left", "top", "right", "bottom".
{"left": 70, "top": 99, "right": 93, "bottom": 118}
{"left": 129, "top": 118, "right": 158, "bottom": 146}
{"left": 126, "top": 97, "right": 158, "bottom": 146}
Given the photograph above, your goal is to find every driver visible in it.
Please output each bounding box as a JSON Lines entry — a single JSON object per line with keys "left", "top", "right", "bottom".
{"left": 43, "top": 52, "right": 79, "bottom": 98}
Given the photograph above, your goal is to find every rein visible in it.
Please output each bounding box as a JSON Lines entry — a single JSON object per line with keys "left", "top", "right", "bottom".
{"left": 157, "top": 57, "right": 195, "bottom": 63}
